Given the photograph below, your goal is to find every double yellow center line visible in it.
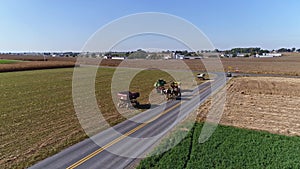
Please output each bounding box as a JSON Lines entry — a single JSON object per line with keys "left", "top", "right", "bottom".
{"left": 67, "top": 84, "right": 211, "bottom": 169}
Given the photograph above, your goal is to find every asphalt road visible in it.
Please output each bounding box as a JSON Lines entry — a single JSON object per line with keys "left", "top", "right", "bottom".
{"left": 29, "top": 74, "right": 226, "bottom": 169}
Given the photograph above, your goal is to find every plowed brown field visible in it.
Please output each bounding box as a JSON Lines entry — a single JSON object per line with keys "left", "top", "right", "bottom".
{"left": 198, "top": 77, "right": 300, "bottom": 136}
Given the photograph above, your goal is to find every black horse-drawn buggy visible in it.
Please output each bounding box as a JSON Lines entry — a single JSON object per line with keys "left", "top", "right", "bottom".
{"left": 117, "top": 91, "right": 140, "bottom": 108}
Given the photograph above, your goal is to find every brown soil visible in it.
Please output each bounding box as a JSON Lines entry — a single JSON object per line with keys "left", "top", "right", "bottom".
{"left": 197, "top": 77, "right": 300, "bottom": 136}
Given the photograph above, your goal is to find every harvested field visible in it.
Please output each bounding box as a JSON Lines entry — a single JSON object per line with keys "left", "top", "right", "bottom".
{"left": 197, "top": 76, "right": 300, "bottom": 136}
{"left": 0, "top": 67, "right": 194, "bottom": 168}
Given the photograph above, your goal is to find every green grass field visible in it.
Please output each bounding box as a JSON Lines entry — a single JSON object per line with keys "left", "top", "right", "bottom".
{"left": 138, "top": 123, "right": 300, "bottom": 169}
{"left": 0, "top": 59, "right": 22, "bottom": 64}
{"left": 0, "top": 67, "right": 191, "bottom": 168}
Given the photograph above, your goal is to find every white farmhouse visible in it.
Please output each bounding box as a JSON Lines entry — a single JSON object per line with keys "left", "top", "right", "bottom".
{"left": 256, "top": 53, "right": 282, "bottom": 58}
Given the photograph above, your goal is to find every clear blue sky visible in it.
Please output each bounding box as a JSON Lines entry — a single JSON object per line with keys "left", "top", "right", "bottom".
{"left": 0, "top": 0, "right": 300, "bottom": 52}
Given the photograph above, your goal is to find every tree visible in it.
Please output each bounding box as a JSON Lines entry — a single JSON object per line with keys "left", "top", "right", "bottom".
{"left": 297, "top": 49, "right": 300, "bottom": 53}
{"left": 277, "top": 48, "right": 291, "bottom": 53}
{"left": 128, "top": 49, "right": 147, "bottom": 59}
{"left": 91, "top": 53, "right": 96, "bottom": 58}
{"left": 250, "top": 51, "right": 257, "bottom": 56}
{"left": 292, "top": 48, "right": 296, "bottom": 52}
{"left": 148, "top": 53, "right": 163, "bottom": 60}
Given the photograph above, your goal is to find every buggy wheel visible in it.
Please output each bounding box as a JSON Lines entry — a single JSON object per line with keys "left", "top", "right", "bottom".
{"left": 135, "top": 102, "right": 140, "bottom": 108}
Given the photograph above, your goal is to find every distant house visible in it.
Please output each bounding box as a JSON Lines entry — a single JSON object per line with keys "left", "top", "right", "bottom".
{"left": 104, "top": 56, "right": 125, "bottom": 60}
{"left": 185, "top": 56, "right": 203, "bottom": 59}
{"left": 161, "top": 53, "right": 172, "bottom": 60}
{"left": 175, "top": 55, "right": 203, "bottom": 59}
{"left": 269, "top": 53, "right": 282, "bottom": 57}
{"left": 222, "top": 54, "right": 233, "bottom": 58}
{"left": 237, "top": 53, "right": 250, "bottom": 57}
{"left": 256, "top": 53, "right": 282, "bottom": 58}
{"left": 175, "top": 54, "right": 185, "bottom": 59}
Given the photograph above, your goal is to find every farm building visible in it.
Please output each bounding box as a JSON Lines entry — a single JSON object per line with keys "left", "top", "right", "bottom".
{"left": 256, "top": 53, "right": 282, "bottom": 58}
{"left": 237, "top": 53, "right": 246, "bottom": 57}
{"left": 174, "top": 54, "right": 203, "bottom": 59}
{"left": 104, "top": 56, "right": 125, "bottom": 60}
{"left": 175, "top": 54, "right": 185, "bottom": 59}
